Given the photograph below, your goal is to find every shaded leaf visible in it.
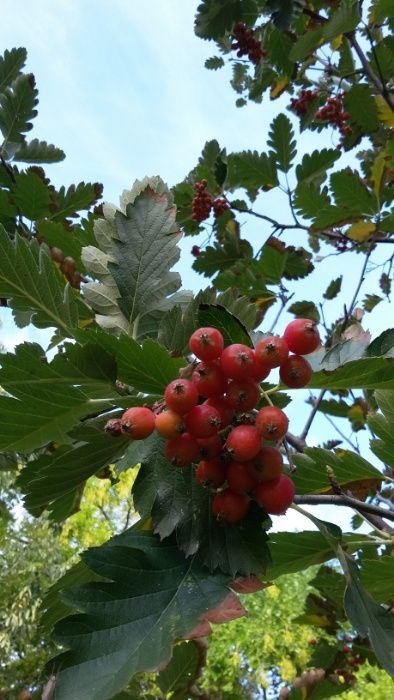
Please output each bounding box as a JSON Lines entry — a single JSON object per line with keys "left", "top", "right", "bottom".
{"left": 0, "top": 47, "right": 27, "bottom": 92}
{"left": 14, "top": 138, "right": 65, "bottom": 163}
{"left": 322, "top": 0, "right": 360, "bottom": 41}
{"left": 289, "top": 28, "right": 323, "bottom": 61}
{"left": 308, "top": 357, "right": 394, "bottom": 390}
{"left": 361, "top": 557, "right": 394, "bottom": 603}
{"left": 205, "top": 56, "right": 225, "bottom": 70}
{"left": 267, "top": 0, "right": 297, "bottom": 30}
{"left": 13, "top": 170, "right": 51, "bottom": 220}
{"left": 197, "top": 303, "right": 253, "bottom": 347}
{"left": 323, "top": 276, "right": 342, "bottom": 300}
{"left": 330, "top": 170, "right": 378, "bottom": 216}
{"left": 288, "top": 300, "right": 320, "bottom": 322}
{"left": 369, "top": 390, "right": 394, "bottom": 469}
{"left": 293, "top": 183, "right": 330, "bottom": 220}
{"left": 344, "top": 85, "right": 379, "bottom": 133}
{"left": 292, "top": 447, "right": 382, "bottom": 495}
{"left": 157, "top": 642, "right": 201, "bottom": 694}
{"left": 365, "top": 330, "right": 394, "bottom": 358}
{"left": 0, "top": 73, "right": 38, "bottom": 153}
{"left": 225, "top": 150, "right": 278, "bottom": 200}
{"left": 50, "top": 182, "right": 103, "bottom": 221}
{"left": 194, "top": 0, "right": 260, "bottom": 39}
{"left": 296, "top": 149, "right": 340, "bottom": 186}
{"left": 268, "top": 113, "right": 296, "bottom": 173}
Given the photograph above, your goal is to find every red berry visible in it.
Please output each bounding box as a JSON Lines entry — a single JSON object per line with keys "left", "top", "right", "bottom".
{"left": 255, "top": 406, "right": 289, "bottom": 441}
{"left": 196, "top": 458, "right": 226, "bottom": 488}
{"left": 189, "top": 327, "right": 224, "bottom": 362}
{"left": 248, "top": 446, "right": 283, "bottom": 481}
{"left": 121, "top": 407, "right": 156, "bottom": 440}
{"left": 226, "top": 378, "right": 260, "bottom": 411}
{"left": 155, "top": 409, "right": 184, "bottom": 439}
{"left": 280, "top": 355, "right": 312, "bottom": 388}
{"left": 252, "top": 356, "right": 271, "bottom": 382}
{"left": 184, "top": 404, "right": 221, "bottom": 438}
{"left": 255, "top": 475, "right": 295, "bottom": 514}
{"left": 191, "top": 245, "right": 200, "bottom": 257}
{"left": 283, "top": 318, "right": 320, "bottom": 355}
{"left": 165, "top": 433, "right": 200, "bottom": 467}
{"left": 255, "top": 336, "right": 289, "bottom": 369}
{"left": 164, "top": 379, "right": 198, "bottom": 415}
{"left": 343, "top": 645, "right": 352, "bottom": 654}
{"left": 227, "top": 461, "right": 257, "bottom": 494}
{"left": 192, "top": 361, "right": 227, "bottom": 397}
{"left": 197, "top": 433, "right": 223, "bottom": 459}
{"left": 220, "top": 343, "right": 255, "bottom": 380}
{"left": 225, "top": 425, "right": 261, "bottom": 461}
{"left": 212, "top": 489, "right": 250, "bottom": 523}
{"left": 308, "top": 639, "right": 317, "bottom": 646}
{"left": 205, "top": 396, "right": 234, "bottom": 428}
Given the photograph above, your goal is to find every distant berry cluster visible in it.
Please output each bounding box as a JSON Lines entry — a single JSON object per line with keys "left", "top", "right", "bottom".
{"left": 315, "top": 92, "right": 352, "bottom": 139}
{"left": 231, "top": 21, "right": 267, "bottom": 65}
{"left": 289, "top": 89, "right": 318, "bottom": 116}
{"left": 105, "top": 320, "right": 321, "bottom": 526}
{"left": 191, "top": 180, "right": 229, "bottom": 222}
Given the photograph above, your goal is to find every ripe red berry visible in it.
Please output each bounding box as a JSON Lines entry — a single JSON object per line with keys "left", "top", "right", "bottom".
{"left": 192, "top": 361, "right": 227, "bottom": 397}
{"left": 155, "top": 409, "right": 184, "bottom": 439}
{"left": 197, "top": 433, "right": 223, "bottom": 459}
{"left": 121, "top": 407, "right": 156, "bottom": 440}
{"left": 189, "top": 327, "right": 224, "bottom": 362}
{"left": 227, "top": 461, "right": 257, "bottom": 494}
{"left": 212, "top": 489, "right": 250, "bottom": 523}
{"left": 283, "top": 318, "right": 320, "bottom": 355}
{"left": 255, "top": 406, "right": 289, "bottom": 441}
{"left": 184, "top": 404, "right": 221, "bottom": 438}
{"left": 191, "top": 245, "right": 200, "bottom": 257}
{"left": 226, "top": 378, "right": 260, "bottom": 411}
{"left": 252, "top": 356, "right": 271, "bottom": 382}
{"left": 196, "top": 458, "right": 226, "bottom": 489}
{"left": 280, "top": 355, "right": 313, "bottom": 388}
{"left": 255, "top": 336, "right": 289, "bottom": 369}
{"left": 255, "top": 474, "right": 295, "bottom": 514}
{"left": 248, "top": 446, "right": 283, "bottom": 481}
{"left": 220, "top": 343, "right": 255, "bottom": 380}
{"left": 225, "top": 425, "right": 261, "bottom": 461}
{"left": 165, "top": 433, "right": 200, "bottom": 467}
{"left": 205, "top": 396, "right": 234, "bottom": 428}
{"left": 164, "top": 379, "right": 198, "bottom": 415}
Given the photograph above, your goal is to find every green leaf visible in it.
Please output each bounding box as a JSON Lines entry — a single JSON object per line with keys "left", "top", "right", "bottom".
{"left": 157, "top": 642, "right": 201, "bottom": 694}
{"left": 225, "top": 150, "right": 278, "bottom": 200}
{"left": 0, "top": 73, "right": 38, "bottom": 154}
{"left": 365, "top": 329, "right": 394, "bottom": 358}
{"left": 370, "top": 0, "right": 394, "bottom": 22}
{"left": 323, "top": 276, "right": 342, "bottom": 300}
{"left": 289, "top": 28, "right": 323, "bottom": 61}
{"left": 316, "top": 398, "right": 350, "bottom": 418}
{"left": 267, "top": 0, "right": 297, "bottom": 30}
{"left": 283, "top": 245, "right": 314, "bottom": 280}
{"left": 50, "top": 181, "right": 103, "bottom": 221}
{"left": 296, "top": 149, "right": 340, "bottom": 186}
{"left": 157, "top": 290, "right": 215, "bottom": 356}
{"left": 0, "top": 227, "right": 87, "bottom": 335}
{"left": 363, "top": 293, "right": 382, "bottom": 312}
{"left": 216, "top": 289, "right": 258, "bottom": 330}
{"left": 257, "top": 242, "right": 287, "bottom": 284}
{"left": 0, "top": 47, "right": 27, "bottom": 92}
{"left": 361, "top": 557, "right": 394, "bottom": 603}
{"left": 197, "top": 303, "right": 253, "bottom": 347}
{"left": 13, "top": 138, "right": 65, "bottom": 163}
{"left": 51, "top": 531, "right": 229, "bottom": 700}
{"left": 330, "top": 169, "right": 378, "bottom": 216}
{"left": 308, "top": 357, "right": 394, "bottom": 390}
{"left": 322, "top": 0, "right": 360, "bottom": 41}
{"left": 292, "top": 447, "right": 382, "bottom": 495}
{"left": 341, "top": 551, "right": 394, "bottom": 678}
{"left": 288, "top": 300, "right": 320, "bottom": 322}
{"left": 316, "top": 337, "right": 370, "bottom": 371}
{"left": 293, "top": 183, "right": 330, "bottom": 219}
{"left": 265, "top": 28, "right": 293, "bottom": 75}
{"left": 369, "top": 390, "right": 394, "bottom": 469}
{"left": 13, "top": 170, "right": 51, "bottom": 220}
{"left": 193, "top": 239, "right": 253, "bottom": 278}
{"left": 214, "top": 261, "right": 276, "bottom": 303}
{"left": 338, "top": 38, "right": 355, "bottom": 77}
{"left": 194, "top": 0, "right": 260, "bottom": 39}
{"left": 267, "top": 113, "right": 296, "bottom": 173}
{"left": 205, "top": 56, "right": 224, "bottom": 70}
{"left": 344, "top": 85, "right": 379, "bottom": 133}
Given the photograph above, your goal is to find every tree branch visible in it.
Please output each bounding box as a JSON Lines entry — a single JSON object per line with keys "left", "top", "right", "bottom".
{"left": 301, "top": 390, "right": 326, "bottom": 441}
{"left": 347, "top": 33, "right": 394, "bottom": 112}
{"left": 294, "top": 494, "right": 394, "bottom": 522}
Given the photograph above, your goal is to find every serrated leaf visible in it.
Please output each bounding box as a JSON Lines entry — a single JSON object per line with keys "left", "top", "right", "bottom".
{"left": 265, "top": 28, "right": 293, "bottom": 75}
{"left": 214, "top": 261, "right": 276, "bottom": 302}
{"left": 369, "top": 0, "right": 394, "bottom": 23}
{"left": 13, "top": 138, "right": 65, "bottom": 163}
{"left": 288, "top": 300, "right": 320, "bottom": 322}
{"left": 51, "top": 531, "right": 229, "bottom": 700}
{"left": 268, "top": 113, "right": 296, "bottom": 173}
{"left": 292, "top": 447, "right": 382, "bottom": 495}
{"left": 296, "top": 149, "right": 340, "bottom": 185}
{"left": 289, "top": 27, "right": 323, "bottom": 61}
{"left": 375, "top": 95, "right": 394, "bottom": 127}
{"left": 205, "top": 56, "right": 224, "bottom": 70}
{"left": 257, "top": 241, "right": 287, "bottom": 284}
{"left": 0, "top": 226, "right": 87, "bottom": 334}
{"left": 0, "top": 73, "right": 38, "bottom": 153}
{"left": 50, "top": 181, "right": 103, "bottom": 221}
{"left": 369, "top": 390, "right": 394, "bottom": 469}
{"left": 338, "top": 37, "right": 355, "bottom": 76}
{"left": 323, "top": 276, "right": 342, "bottom": 300}
{"left": 197, "top": 303, "right": 253, "bottom": 347}
{"left": 283, "top": 245, "right": 314, "bottom": 280}
{"left": 365, "top": 330, "right": 394, "bottom": 358}
{"left": 363, "top": 293, "right": 382, "bottom": 312}
{"left": 216, "top": 289, "right": 257, "bottom": 330}
{"left": 330, "top": 170, "right": 378, "bottom": 216}
{"left": 225, "top": 150, "right": 278, "bottom": 200}
{"left": 316, "top": 337, "right": 371, "bottom": 372}
{"left": 308, "top": 357, "right": 394, "bottom": 390}
{"left": 193, "top": 239, "right": 252, "bottom": 278}
{"left": 316, "top": 398, "right": 350, "bottom": 418}
{"left": 0, "top": 47, "right": 27, "bottom": 92}
{"left": 13, "top": 170, "right": 51, "bottom": 219}
{"left": 344, "top": 85, "right": 379, "bottom": 133}
{"left": 293, "top": 183, "right": 330, "bottom": 219}
{"left": 267, "top": 0, "right": 297, "bottom": 30}
{"left": 322, "top": 0, "right": 360, "bottom": 41}
{"left": 341, "top": 551, "right": 394, "bottom": 678}
{"left": 194, "top": 0, "right": 260, "bottom": 39}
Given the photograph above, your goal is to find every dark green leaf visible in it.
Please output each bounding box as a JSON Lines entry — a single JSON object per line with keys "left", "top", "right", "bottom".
{"left": 257, "top": 242, "right": 287, "bottom": 284}
{"left": 157, "top": 642, "right": 201, "bottom": 694}
{"left": 361, "top": 557, "right": 394, "bottom": 603}
{"left": 369, "top": 390, "right": 394, "bottom": 469}
{"left": 289, "top": 28, "right": 323, "bottom": 61}
{"left": 268, "top": 113, "right": 296, "bottom": 173}
{"left": 51, "top": 531, "right": 229, "bottom": 700}
{"left": 322, "top": 0, "right": 360, "bottom": 41}
{"left": 216, "top": 289, "right": 257, "bottom": 330}
{"left": 13, "top": 170, "right": 51, "bottom": 220}
{"left": 288, "top": 300, "right": 320, "bottom": 322}
{"left": 365, "top": 329, "right": 394, "bottom": 358}
{"left": 308, "top": 358, "right": 394, "bottom": 390}
{"left": 292, "top": 447, "right": 382, "bottom": 495}
{"left": 296, "top": 149, "right": 340, "bottom": 185}
{"left": 293, "top": 183, "right": 330, "bottom": 219}
{"left": 14, "top": 138, "right": 65, "bottom": 163}
{"left": 341, "top": 551, "right": 394, "bottom": 678}
{"left": 338, "top": 38, "right": 355, "bottom": 77}
{"left": 344, "top": 85, "right": 379, "bottom": 133}
{"left": 316, "top": 398, "right": 350, "bottom": 418}
{"left": 0, "top": 452, "right": 18, "bottom": 470}
{"left": 323, "top": 276, "right": 342, "bottom": 300}
{"left": 50, "top": 181, "right": 103, "bottom": 221}
{"left": 330, "top": 169, "right": 378, "bottom": 216}
{"left": 265, "top": 28, "right": 293, "bottom": 75}
{"left": 283, "top": 245, "right": 314, "bottom": 280}
{"left": 193, "top": 239, "right": 252, "bottom": 278}
{"left": 205, "top": 56, "right": 225, "bottom": 70}
{"left": 225, "top": 150, "right": 278, "bottom": 200}
{"left": 194, "top": 0, "right": 259, "bottom": 39}
{"left": 0, "top": 47, "right": 27, "bottom": 92}
{"left": 0, "top": 73, "right": 38, "bottom": 153}
{"left": 267, "top": 0, "right": 297, "bottom": 30}
{"left": 197, "top": 303, "right": 253, "bottom": 346}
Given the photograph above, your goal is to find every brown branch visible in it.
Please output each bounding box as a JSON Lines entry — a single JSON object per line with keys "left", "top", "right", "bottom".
{"left": 294, "top": 494, "right": 394, "bottom": 522}
{"left": 286, "top": 432, "right": 306, "bottom": 452}
{"left": 347, "top": 33, "right": 394, "bottom": 112}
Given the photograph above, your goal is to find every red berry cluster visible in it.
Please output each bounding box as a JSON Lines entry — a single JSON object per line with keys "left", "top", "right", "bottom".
{"left": 231, "top": 21, "right": 267, "bottom": 65}
{"left": 105, "top": 320, "right": 320, "bottom": 526}
{"left": 289, "top": 89, "right": 318, "bottom": 116}
{"left": 315, "top": 93, "right": 352, "bottom": 139}
{"left": 191, "top": 180, "right": 229, "bottom": 223}
{"left": 334, "top": 642, "right": 365, "bottom": 684}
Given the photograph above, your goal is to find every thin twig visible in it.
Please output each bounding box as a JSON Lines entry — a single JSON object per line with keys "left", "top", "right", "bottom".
{"left": 347, "top": 33, "right": 394, "bottom": 112}
{"left": 301, "top": 390, "right": 326, "bottom": 441}
{"left": 294, "top": 494, "right": 394, "bottom": 522}
{"left": 342, "top": 246, "right": 372, "bottom": 330}
{"left": 322, "top": 412, "right": 360, "bottom": 453}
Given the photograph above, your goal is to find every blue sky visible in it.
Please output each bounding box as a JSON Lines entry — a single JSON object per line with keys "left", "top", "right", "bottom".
{"left": 1, "top": 1, "right": 391, "bottom": 532}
